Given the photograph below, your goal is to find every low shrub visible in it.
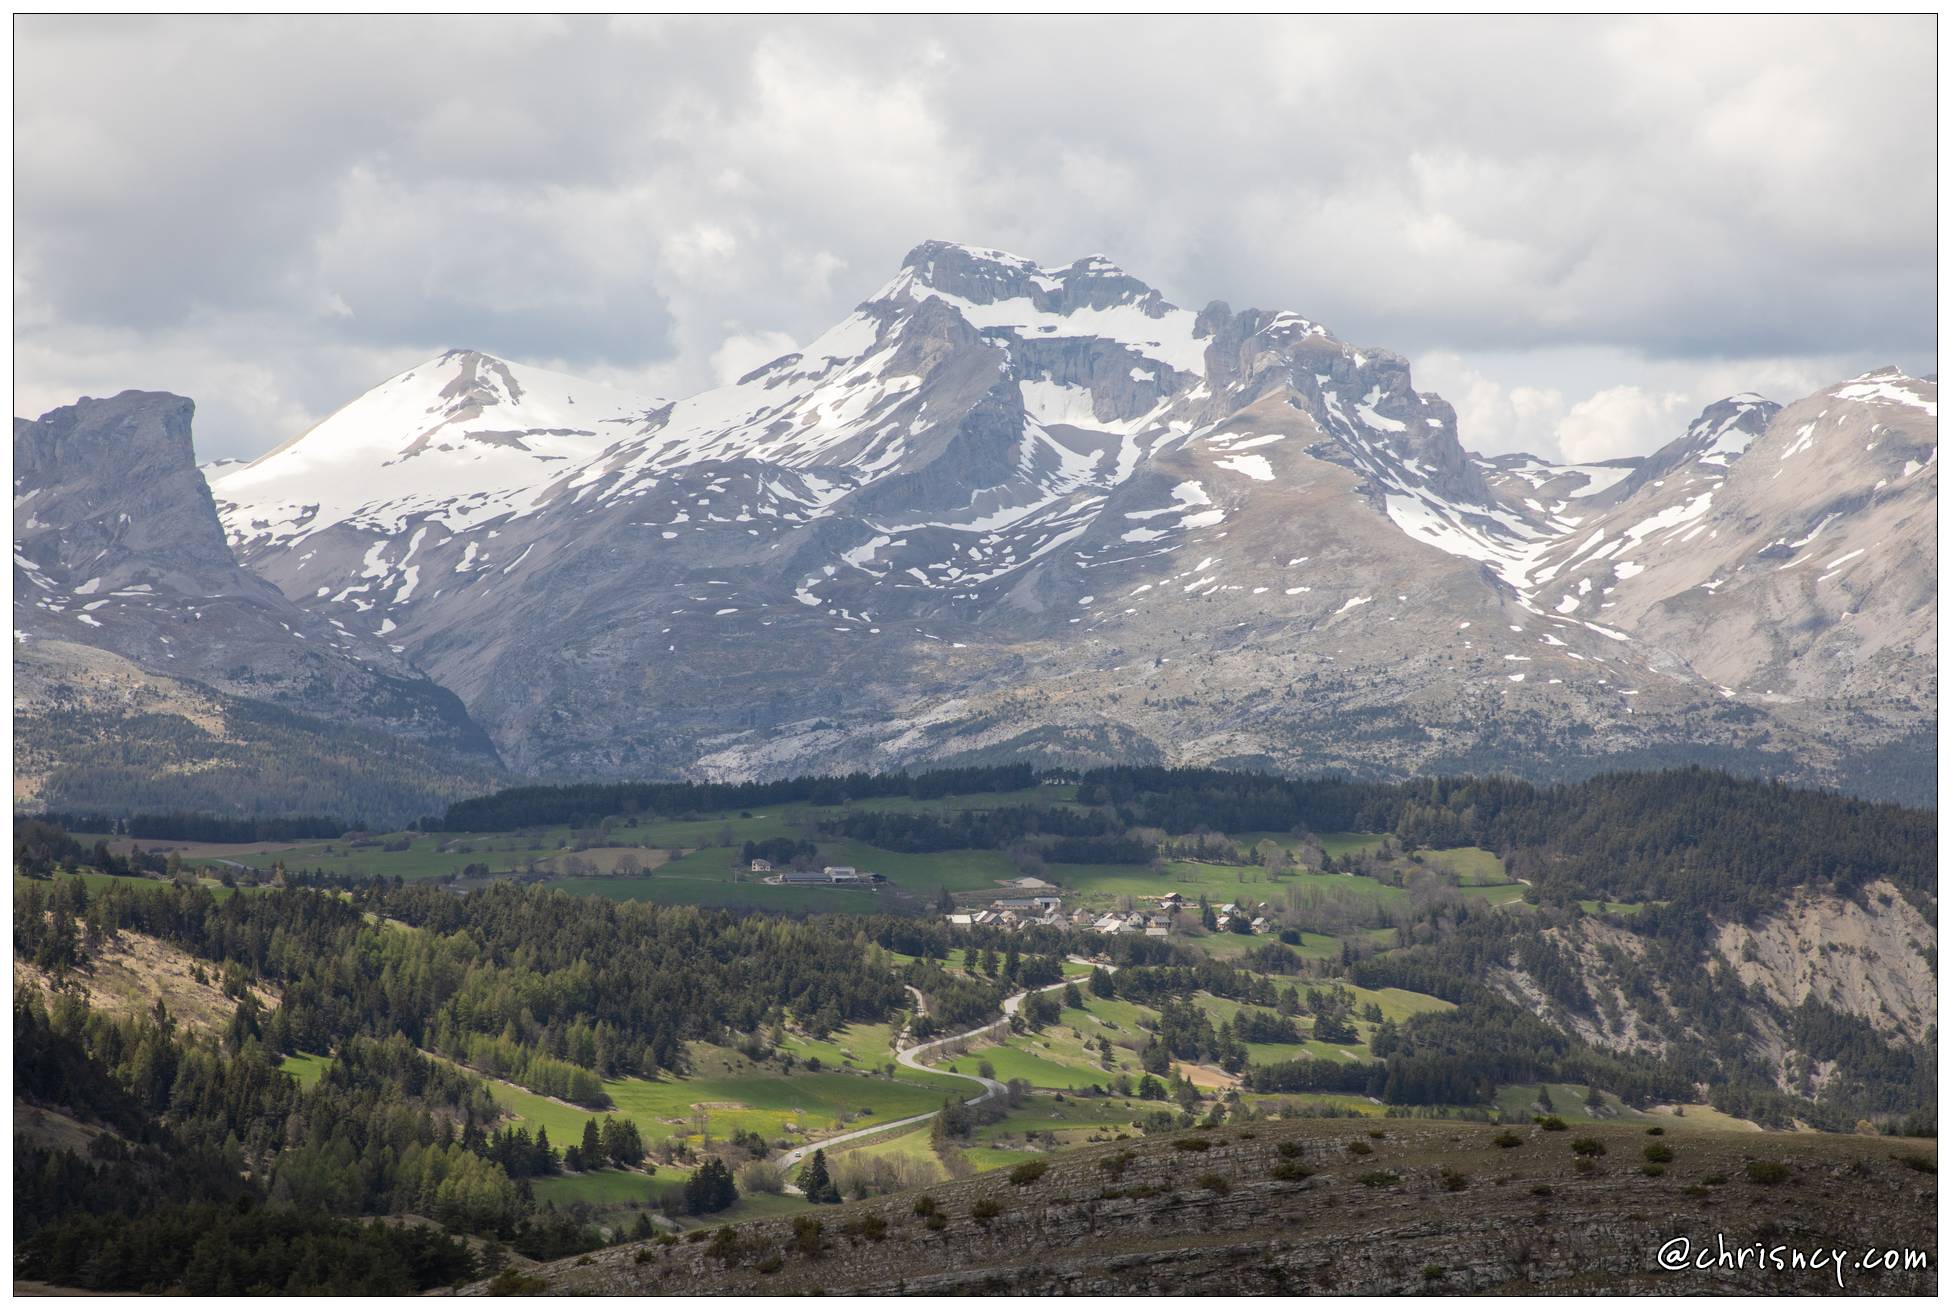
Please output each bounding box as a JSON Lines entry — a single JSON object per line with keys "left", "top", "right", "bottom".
{"left": 789, "top": 1216, "right": 824, "bottom": 1259}
{"left": 488, "top": 1271, "right": 548, "bottom": 1295}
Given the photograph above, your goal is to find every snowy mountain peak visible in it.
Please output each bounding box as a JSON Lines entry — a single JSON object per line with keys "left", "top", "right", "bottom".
{"left": 213, "top": 350, "right": 663, "bottom": 549}
{"left": 1679, "top": 393, "right": 1781, "bottom": 465}
{"left": 1828, "top": 367, "right": 1937, "bottom": 418}
{"left": 892, "top": 239, "right": 1176, "bottom": 317}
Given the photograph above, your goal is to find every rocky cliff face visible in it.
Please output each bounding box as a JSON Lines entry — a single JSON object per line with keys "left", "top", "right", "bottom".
{"left": 1494, "top": 881, "right": 1936, "bottom": 1104}
{"left": 14, "top": 390, "right": 500, "bottom": 817}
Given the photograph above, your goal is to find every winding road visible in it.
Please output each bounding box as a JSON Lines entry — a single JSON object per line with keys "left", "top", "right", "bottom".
{"left": 774, "top": 959, "right": 1104, "bottom": 1180}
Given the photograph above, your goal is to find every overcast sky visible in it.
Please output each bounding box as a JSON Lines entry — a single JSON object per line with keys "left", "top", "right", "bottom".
{"left": 14, "top": 14, "right": 1937, "bottom": 463}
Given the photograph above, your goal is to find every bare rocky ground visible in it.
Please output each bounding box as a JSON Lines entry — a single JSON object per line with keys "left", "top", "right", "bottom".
{"left": 462, "top": 1118, "right": 1936, "bottom": 1296}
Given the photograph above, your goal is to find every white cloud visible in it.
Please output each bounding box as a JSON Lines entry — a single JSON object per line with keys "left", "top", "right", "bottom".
{"left": 1557, "top": 387, "right": 1695, "bottom": 465}
{"left": 708, "top": 331, "right": 799, "bottom": 386}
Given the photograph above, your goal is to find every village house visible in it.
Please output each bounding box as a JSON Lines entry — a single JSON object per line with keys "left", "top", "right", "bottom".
{"left": 748, "top": 858, "right": 773, "bottom": 874}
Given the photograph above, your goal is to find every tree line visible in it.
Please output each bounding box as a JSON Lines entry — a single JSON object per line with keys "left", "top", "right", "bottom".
{"left": 438, "top": 763, "right": 1038, "bottom": 831}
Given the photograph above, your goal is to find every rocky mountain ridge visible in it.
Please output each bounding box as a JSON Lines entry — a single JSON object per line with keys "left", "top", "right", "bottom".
{"left": 17, "top": 242, "right": 1935, "bottom": 807}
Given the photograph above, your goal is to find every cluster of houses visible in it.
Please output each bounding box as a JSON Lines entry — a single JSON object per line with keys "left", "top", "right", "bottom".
{"left": 941, "top": 883, "right": 1274, "bottom": 936}
{"left": 945, "top": 901, "right": 1174, "bottom": 937}
{"left": 755, "top": 861, "right": 882, "bottom": 888}
{"left": 940, "top": 877, "right": 1173, "bottom": 936}
{"left": 1144, "top": 890, "right": 1272, "bottom": 933}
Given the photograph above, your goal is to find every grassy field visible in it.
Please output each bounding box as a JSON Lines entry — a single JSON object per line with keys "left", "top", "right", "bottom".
{"left": 279, "top": 1052, "right": 333, "bottom": 1089}
{"left": 531, "top": 1167, "right": 662, "bottom": 1208}
{"left": 1240, "top": 1091, "right": 1387, "bottom": 1118}
{"left": 928, "top": 979, "right": 1457, "bottom": 1095}
{"left": 1650, "top": 1104, "right": 1767, "bottom": 1133}
{"left": 1493, "top": 1082, "right": 1653, "bottom": 1126}
{"left": 1578, "top": 898, "right": 1650, "bottom": 916}
{"left": 476, "top": 1045, "right": 956, "bottom": 1157}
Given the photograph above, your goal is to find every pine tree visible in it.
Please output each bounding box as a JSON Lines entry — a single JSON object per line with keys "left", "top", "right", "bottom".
{"left": 798, "top": 1148, "right": 841, "bottom": 1204}
{"left": 684, "top": 1157, "right": 738, "bottom": 1214}
{"left": 580, "top": 1117, "right": 602, "bottom": 1166}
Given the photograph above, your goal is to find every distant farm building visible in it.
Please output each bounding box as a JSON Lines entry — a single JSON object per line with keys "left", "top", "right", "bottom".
{"left": 768, "top": 865, "right": 880, "bottom": 888}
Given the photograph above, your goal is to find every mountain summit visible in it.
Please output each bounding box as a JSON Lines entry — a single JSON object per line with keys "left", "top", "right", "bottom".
{"left": 217, "top": 349, "right": 664, "bottom": 551}
{"left": 132, "top": 246, "right": 1937, "bottom": 798}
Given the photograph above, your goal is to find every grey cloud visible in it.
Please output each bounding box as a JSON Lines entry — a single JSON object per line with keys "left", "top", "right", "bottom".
{"left": 15, "top": 14, "right": 1936, "bottom": 461}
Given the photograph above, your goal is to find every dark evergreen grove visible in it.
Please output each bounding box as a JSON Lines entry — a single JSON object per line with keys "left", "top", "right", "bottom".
{"left": 436, "top": 763, "right": 1039, "bottom": 831}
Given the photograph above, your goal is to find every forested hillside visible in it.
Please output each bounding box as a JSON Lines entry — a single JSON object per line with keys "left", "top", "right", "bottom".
{"left": 14, "top": 763, "right": 1935, "bottom": 1291}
